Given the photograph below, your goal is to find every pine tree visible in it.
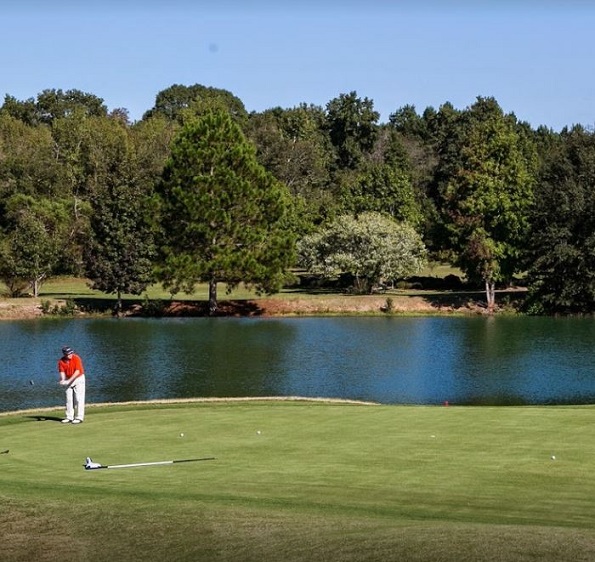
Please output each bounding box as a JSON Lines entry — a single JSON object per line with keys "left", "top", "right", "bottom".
{"left": 157, "top": 110, "right": 295, "bottom": 314}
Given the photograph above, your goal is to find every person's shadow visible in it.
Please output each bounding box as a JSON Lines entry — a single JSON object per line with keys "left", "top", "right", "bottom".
{"left": 26, "top": 415, "right": 64, "bottom": 422}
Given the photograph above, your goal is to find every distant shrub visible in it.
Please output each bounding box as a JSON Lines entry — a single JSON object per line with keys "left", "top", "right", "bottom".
{"left": 142, "top": 296, "right": 167, "bottom": 317}
{"left": 41, "top": 299, "right": 77, "bottom": 316}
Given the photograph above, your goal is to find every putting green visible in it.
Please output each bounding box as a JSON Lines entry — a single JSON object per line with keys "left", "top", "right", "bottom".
{"left": 1, "top": 400, "right": 595, "bottom": 561}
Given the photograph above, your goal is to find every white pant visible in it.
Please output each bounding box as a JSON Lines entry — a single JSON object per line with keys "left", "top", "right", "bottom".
{"left": 65, "top": 375, "right": 86, "bottom": 421}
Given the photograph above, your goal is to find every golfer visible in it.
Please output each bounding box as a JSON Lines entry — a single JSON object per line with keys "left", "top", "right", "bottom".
{"left": 58, "top": 346, "right": 86, "bottom": 424}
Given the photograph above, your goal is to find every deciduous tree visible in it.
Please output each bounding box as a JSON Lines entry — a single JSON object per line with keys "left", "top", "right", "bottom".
{"left": 526, "top": 125, "right": 595, "bottom": 313}
{"left": 340, "top": 162, "right": 423, "bottom": 227}
{"left": 0, "top": 195, "right": 75, "bottom": 296}
{"left": 247, "top": 104, "right": 334, "bottom": 231}
{"left": 435, "top": 97, "right": 537, "bottom": 310}
{"left": 297, "top": 212, "right": 426, "bottom": 294}
{"left": 83, "top": 117, "right": 155, "bottom": 314}
{"left": 1, "top": 89, "right": 107, "bottom": 126}
{"left": 325, "top": 91, "right": 379, "bottom": 170}
{"left": 143, "top": 84, "right": 247, "bottom": 126}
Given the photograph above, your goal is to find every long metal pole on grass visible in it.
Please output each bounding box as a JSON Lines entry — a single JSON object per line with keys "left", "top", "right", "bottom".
{"left": 84, "top": 456, "right": 215, "bottom": 470}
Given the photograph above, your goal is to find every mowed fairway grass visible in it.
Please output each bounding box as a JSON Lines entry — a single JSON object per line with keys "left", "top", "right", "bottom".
{"left": 2, "top": 400, "right": 595, "bottom": 561}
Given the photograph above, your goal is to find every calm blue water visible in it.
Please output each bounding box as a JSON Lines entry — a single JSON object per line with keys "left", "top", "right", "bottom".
{"left": 1, "top": 316, "right": 595, "bottom": 412}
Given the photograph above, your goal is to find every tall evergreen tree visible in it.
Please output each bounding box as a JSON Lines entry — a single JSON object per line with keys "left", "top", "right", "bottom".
{"left": 157, "top": 110, "right": 296, "bottom": 314}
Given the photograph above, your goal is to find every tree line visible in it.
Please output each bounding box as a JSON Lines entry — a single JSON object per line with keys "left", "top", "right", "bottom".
{"left": 0, "top": 84, "right": 593, "bottom": 314}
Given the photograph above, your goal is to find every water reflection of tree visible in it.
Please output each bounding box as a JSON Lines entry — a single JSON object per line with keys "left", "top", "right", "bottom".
{"left": 172, "top": 320, "right": 299, "bottom": 398}
{"left": 454, "top": 317, "right": 595, "bottom": 405}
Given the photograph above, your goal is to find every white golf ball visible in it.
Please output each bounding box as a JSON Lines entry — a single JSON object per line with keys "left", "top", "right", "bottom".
{"left": 551, "top": 455, "right": 556, "bottom": 460}
{"left": 180, "top": 433, "right": 184, "bottom": 437}
{"left": 256, "top": 430, "right": 261, "bottom": 435}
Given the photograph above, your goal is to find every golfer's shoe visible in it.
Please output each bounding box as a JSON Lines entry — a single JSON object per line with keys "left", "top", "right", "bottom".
{"left": 72, "top": 419, "right": 83, "bottom": 424}
{"left": 61, "top": 419, "right": 73, "bottom": 424}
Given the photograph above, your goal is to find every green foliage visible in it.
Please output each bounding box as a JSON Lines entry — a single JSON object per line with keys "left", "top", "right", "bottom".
{"left": 389, "top": 103, "right": 430, "bottom": 141}
{"left": 325, "top": 91, "right": 380, "bottom": 169}
{"left": 143, "top": 83, "right": 248, "bottom": 126}
{"left": 0, "top": 113, "right": 61, "bottom": 200}
{"left": 339, "top": 162, "right": 423, "bottom": 227}
{"left": 40, "top": 298, "right": 77, "bottom": 316}
{"left": 0, "top": 195, "right": 77, "bottom": 296}
{"left": 434, "top": 97, "right": 537, "bottom": 308}
{"left": 297, "top": 212, "right": 427, "bottom": 293}
{"left": 247, "top": 104, "right": 335, "bottom": 232}
{"left": 157, "top": 110, "right": 296, "bottom": 312}
{"left": 141, "top": 295, "right": 167, "bottom": 317}
{"left": 3, "top": 83, "right": 595, "bottom": 314}
{"left": 83, "top": 118, "right": 156, "bottom": 312}
{"left": 526, "top": 125, "right": 595, "bottom": 313}
{"left": 130, "top": 115, "right": 178, "bottom": 187}
{"left": 35, "top": 88, "right": 107, "bottom": 123}
{"left": 1, "top": 88, "right": 107, "bottom": 126}
{"left": 84, "top": 183, "right": 156, "bottom": 304}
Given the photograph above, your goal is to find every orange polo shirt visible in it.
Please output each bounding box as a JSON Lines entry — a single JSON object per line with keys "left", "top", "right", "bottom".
{"left": 58, "top": 354, "right": 85, "bottom": 380}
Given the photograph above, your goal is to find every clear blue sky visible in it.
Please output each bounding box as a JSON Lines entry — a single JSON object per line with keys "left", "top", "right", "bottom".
{"left": 2, "top": 0, "right": 594, "bottom": 131}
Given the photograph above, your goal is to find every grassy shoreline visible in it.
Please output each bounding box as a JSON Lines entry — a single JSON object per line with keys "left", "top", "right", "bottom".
{"left": 1, "top": 400, "right": 594, "bottom": 561}
{"left": 1, "top": 276, "right": 526, "bottom": 319}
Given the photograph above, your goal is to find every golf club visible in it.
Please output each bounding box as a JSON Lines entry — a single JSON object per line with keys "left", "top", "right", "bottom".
{"left": 83, "top": 456, "right": 215, "bottom": 470}
{"left": 1, "top": 449, "right": 8, "bottom": 454}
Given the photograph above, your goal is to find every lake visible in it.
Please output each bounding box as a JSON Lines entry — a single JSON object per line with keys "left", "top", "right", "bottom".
{"left": 1, "top": 316, "right": 595, "bottom": 413}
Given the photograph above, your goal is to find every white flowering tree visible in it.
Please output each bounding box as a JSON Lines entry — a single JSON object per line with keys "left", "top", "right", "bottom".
{"left": 297, "top": 211, "right": 426, "bottom": 293}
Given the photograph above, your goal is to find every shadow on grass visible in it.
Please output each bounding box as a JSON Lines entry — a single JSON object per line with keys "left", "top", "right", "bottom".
{"left": 70, "top": 297, "right": 266, "bottom": 318}
{"left": 25, "top": 415, "right": 63, "bottom": 422}
{"left": 417, "top": 289, "right": 527, "bottom": 312}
